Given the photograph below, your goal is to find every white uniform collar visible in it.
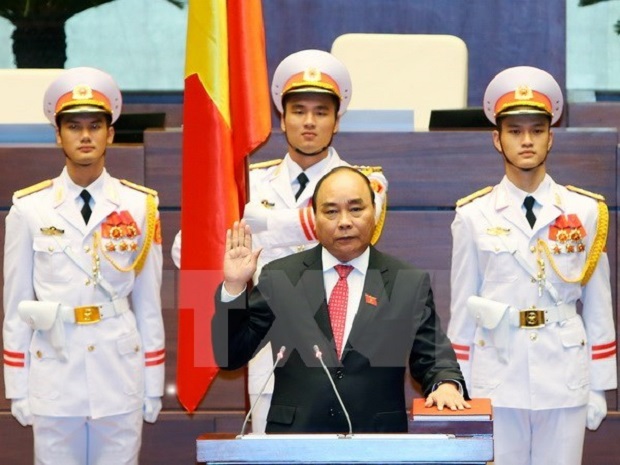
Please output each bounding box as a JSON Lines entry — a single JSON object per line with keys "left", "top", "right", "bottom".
{"left": 285, "top": 147, "right": 337, "bottom": 184}
{"left": 497, "top": 174, "right": 557, "bottom": 209}
{"left": 60, "top": 167, "right": 108, "bottom": 206}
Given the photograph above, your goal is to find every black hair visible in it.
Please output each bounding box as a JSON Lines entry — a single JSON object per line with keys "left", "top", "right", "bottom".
{"left": 495, "top": 110, "right": 551, "bottom": 131}
{"left": 312, "top": 166, "right": 376, "bottom": 214}
{"left": 55, "top": 111, "right": 113, "bottom": 128}
{"left": 282, "top": 91, "right": 340, "bottom": 116}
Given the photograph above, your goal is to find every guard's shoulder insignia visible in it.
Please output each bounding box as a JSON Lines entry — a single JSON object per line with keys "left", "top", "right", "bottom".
{"left": 456, "top": 186, "right": 493, "bottom": 208}
{"left": 120, "top": 179, "right": 158, "bottom": 196}
{"left": 352, "top": 165, "right": 383, "bottom": 175}
{"left": 249, "top": 159, "right": 282, "bottom": 170}
{"left": 566, "top": 185, "right": 605, "bottom": 202}
{"left": 14, "top": 179, "right": 53, "bottom": 199}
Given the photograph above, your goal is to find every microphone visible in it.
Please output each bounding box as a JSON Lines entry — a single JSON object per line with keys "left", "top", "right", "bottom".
{"left": 237, "top": 345, "right": 285, "bottom": 438}
{"left": 313, "top": 344, "right": 353, "bottom": 437}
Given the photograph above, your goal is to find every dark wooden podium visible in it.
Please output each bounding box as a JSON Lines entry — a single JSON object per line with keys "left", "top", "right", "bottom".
{"left": 197, "top": 426, "right": 493, "bottom": 464}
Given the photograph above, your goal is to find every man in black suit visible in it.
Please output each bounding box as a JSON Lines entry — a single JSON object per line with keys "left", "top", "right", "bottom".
{"left": 213, "top": 166, "right": 468, "bottom": 433}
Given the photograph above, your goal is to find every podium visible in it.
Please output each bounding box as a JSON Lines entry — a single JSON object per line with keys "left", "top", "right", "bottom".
{"left": 197, "top": 429, "right": 493, "bottom": 464}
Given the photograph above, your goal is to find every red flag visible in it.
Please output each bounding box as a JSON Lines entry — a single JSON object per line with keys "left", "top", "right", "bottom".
{"left": 177, "top": 0, "right": 270, "bottom": 413}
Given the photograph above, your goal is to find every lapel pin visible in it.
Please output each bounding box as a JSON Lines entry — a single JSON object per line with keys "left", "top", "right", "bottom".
{"left": 365, "top": 293, "right": 378, "bottom": 306}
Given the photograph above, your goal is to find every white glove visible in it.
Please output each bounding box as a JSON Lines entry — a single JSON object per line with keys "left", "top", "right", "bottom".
{"left": 243, "top": 203, "right": 269, "bottom": 233}
{"left": 143, "top": 396, "right": 162, "bottom": 423}
{"left": 171, "top": 231, "right": 182, "bottom": 269}
{"left": 586, "top": 390, "right": 607, "bottom": 431}
{"left": 11, "top": 398, "right": 33, "bottom": 426}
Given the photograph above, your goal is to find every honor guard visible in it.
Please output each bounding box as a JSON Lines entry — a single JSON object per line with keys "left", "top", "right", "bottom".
{"left": 171, "top": 49, "right": 388, "bottom": 433}
{"left": 447, "top": 66, "right": 616, "bottom": 465}
{"left": 2, "top": 67, "right": 165, "bottom": 465}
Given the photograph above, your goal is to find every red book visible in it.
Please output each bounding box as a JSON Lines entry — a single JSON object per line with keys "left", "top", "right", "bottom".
{"left": 411, "top": 397, "right": 493, "bottom": 421}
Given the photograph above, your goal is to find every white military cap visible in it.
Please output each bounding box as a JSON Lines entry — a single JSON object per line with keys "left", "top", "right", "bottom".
{"left": 483, "top": 66, "right": 563, "bottom": 125}
{"left": 271, "top": 49, "right": 352, "bottom": 116}
{"left": 43, "top": 67, "right": 122, "bottom": 125}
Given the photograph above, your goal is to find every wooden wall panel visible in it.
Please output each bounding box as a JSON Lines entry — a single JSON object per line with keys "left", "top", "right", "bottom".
{"left": 330, "top": 129, "right": 617, "bottom": 207}
{"left": 0, "top": 415, "right": 34, "bottom": 464}
{"left": 144, "top": 128, "right": 182, "bottom": 208}
{"left": 141, "top": 128, "right": 618, "bottom": 209}
{"left": 567, "top": 102, "right": 620, "bottom": 132}
{"left": 0, "top": 144, "right": 145, "bottom": 208}
{"left": 0, "top": 125, "right": 619, "bottom": 464}
{"left": 582, "top": 413, "right": 620, "bottom": 465}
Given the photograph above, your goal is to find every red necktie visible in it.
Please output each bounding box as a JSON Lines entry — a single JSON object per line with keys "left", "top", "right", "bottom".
{"left": 328, "top": 264, "right": 353, "bottom": 359}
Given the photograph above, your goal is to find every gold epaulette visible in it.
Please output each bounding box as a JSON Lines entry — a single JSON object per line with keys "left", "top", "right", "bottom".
{"left": 566, "top": 185, "right": 605, "bottom": 202}
{"left": 353, "top": 165, "right": 383, "bottom": 175}
{"left": 14, "top": 179, "right": 53, "bottom": 199}
{"left": 120, "top": 179, "right": 158, "bottom": 196}
{"left": 249, "top": 159, "right": 282, "bottom": 170}
{"left": 370, "top": 195, "right": 387, "bottom": 246}
{"left": 456, "top": 186, "right": 493, "bottom": 208}
{"left": 353, "top": 165, "right": 385, "bottom": 244}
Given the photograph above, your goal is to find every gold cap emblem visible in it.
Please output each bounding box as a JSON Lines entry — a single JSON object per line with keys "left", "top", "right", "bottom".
{"left": 514, "top": 85, "right": 533, "bottom": 101}
{"left": 303, "top": 67, "right": 321, "bottom": 82}
{"left": 72, "top": 84, "right": 94, "bottom": 100}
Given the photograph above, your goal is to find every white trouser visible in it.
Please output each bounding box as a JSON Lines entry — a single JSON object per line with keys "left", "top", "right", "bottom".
{"left": 248, "top": 392, "right": 272, "bottom": 434}
{"left": 493, "top": 406, "right": 587, "bottom": 465}
{"left": 33, "top": 409, "right": 143, "bottom": 465}
{"left": 248, "top": 343, "right": 275, "bottom": 434}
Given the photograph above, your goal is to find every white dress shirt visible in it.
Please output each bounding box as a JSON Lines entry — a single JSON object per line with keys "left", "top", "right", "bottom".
{"left": 321, "top": 247, "right": 370, "bottom": 355}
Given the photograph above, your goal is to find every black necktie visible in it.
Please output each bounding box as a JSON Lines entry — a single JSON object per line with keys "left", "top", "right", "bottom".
{"left": 523, "top": 196, "right": 536, "bottom": 228}
{"left": 80, "top": 189, "right": 92, "bottom": 224}
{"left": 294, "top": 172, "right": 309, "bottom": 200}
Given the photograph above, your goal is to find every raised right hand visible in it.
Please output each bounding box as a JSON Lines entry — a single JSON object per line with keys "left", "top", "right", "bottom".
{"left": 223, "top": 220, "right": 261, "bottom": 294}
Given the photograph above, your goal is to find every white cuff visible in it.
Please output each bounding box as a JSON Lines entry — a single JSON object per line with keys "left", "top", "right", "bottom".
{"left": 221, "top": 284, "right": 246, "bottom": 302}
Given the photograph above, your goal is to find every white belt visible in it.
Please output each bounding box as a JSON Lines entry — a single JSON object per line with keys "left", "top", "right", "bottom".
{"left": 61, "top": 297, "right": 130, "bottom": 325}
{"left": 509, "top": 303, "right": 577, "bottom": 329}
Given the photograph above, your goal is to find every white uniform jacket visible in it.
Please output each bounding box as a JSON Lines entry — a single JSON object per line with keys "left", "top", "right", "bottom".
{"left": 3, "top": 168, "right": 165, "bottom": 419}
{"left": 447, "top": 175, "right": 616, "bottom": 410}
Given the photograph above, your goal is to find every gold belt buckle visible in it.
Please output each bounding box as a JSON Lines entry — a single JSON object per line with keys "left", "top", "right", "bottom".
{"left": 74, "top": 306, "right": 101, "bottom": 324}
{"left": 519, "top": 307, "right": 545, "bottom": 329}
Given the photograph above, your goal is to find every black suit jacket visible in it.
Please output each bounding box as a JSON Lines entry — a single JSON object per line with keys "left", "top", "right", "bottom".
{"left": 213, "top": 245, "right": 465, "bottom": 433}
